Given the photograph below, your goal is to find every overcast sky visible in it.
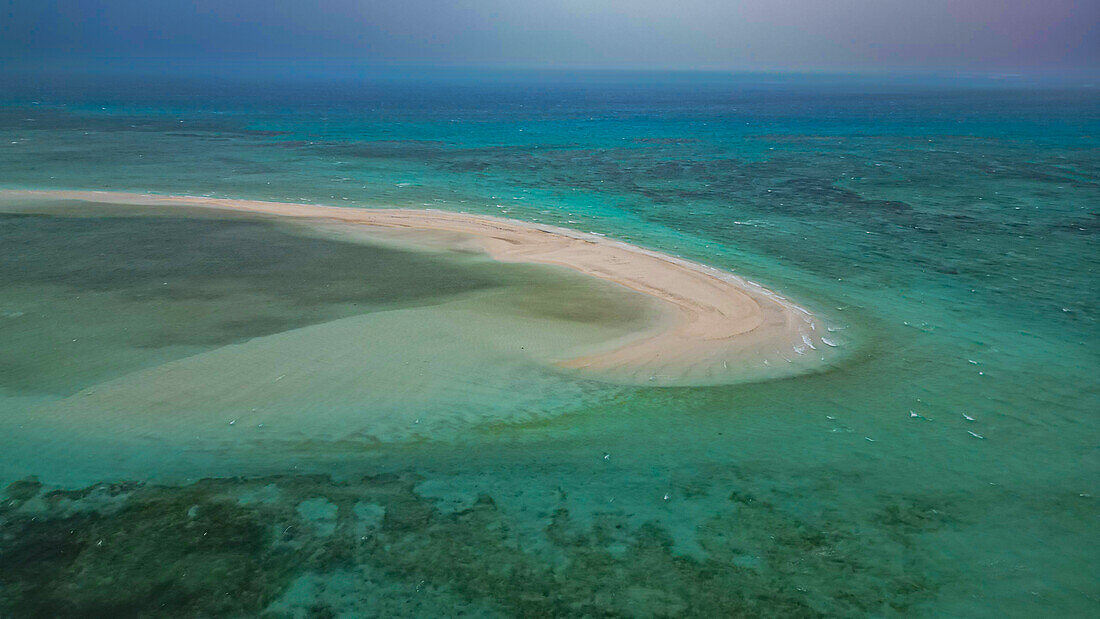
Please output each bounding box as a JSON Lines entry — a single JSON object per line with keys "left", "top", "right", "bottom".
{"left": 3, "top": 0, "right": 1097, "bottom": 72}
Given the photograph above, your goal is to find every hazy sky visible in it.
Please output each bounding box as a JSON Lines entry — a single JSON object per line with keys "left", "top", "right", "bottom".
{"left": 3, "top": 0, "right": 1098, "bottom": 72}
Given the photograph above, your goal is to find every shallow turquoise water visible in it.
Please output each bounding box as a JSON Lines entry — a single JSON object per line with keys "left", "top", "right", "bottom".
{"left": 0, "top": 71, "right": 1096, "bottom": 616}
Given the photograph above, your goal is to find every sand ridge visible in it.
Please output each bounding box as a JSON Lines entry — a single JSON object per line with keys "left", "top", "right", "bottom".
{"left": 0, "top": 189, "right": 833, "bottom": 384}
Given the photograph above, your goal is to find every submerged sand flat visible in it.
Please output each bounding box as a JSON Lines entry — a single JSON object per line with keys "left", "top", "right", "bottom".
{"left": 19, "top": 303, "right": 616, "bottom": 452}
{"left": 0, "top": 189, "right": 833, "bottom": 384}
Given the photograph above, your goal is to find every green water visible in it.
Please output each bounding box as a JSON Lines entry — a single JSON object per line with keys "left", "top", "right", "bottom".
{"left": 0, "top": 72, "right": 1096, "bottom": 616}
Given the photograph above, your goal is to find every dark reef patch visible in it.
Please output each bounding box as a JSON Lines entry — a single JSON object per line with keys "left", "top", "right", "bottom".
{"left": 1, "top": 471, "right": 948, "bottom": 617}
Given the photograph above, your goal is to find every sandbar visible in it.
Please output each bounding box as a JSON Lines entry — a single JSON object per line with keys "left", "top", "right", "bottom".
{"left": 0, "top": 189, "right": 833, "bottom": 384}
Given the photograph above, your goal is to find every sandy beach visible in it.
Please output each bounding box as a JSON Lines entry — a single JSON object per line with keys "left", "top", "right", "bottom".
{"left": 0, "top": 189, "right": 828, "bottom": 383}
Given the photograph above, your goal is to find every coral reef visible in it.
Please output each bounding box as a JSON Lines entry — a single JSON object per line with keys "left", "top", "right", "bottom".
{"left": 1, "top": 471, "right": 946, "bottom": 617}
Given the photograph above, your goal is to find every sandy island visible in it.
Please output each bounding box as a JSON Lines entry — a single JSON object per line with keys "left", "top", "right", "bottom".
{"left": 0, "top": 189, "right": 834, "bottom": 384}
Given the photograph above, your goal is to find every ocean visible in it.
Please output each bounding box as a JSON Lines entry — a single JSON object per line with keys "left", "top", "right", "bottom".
{"left": 0, "top": 69, "right": 1096, "bottom": 616}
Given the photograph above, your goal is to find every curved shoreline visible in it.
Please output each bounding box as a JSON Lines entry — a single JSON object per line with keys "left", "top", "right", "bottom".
{"left": 0, "top": 189, "right": 832, "bottom": 384}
